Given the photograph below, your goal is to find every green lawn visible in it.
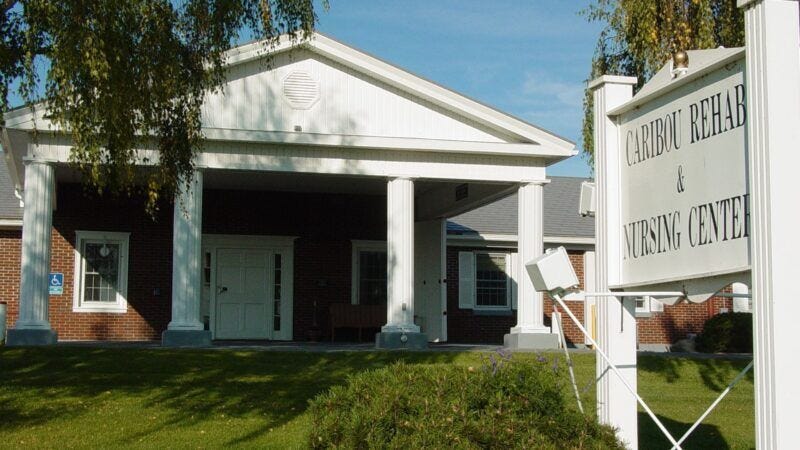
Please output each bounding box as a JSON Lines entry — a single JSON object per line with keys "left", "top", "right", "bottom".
{"left": 0, "top": 347, "right": 753, "bottom": 449}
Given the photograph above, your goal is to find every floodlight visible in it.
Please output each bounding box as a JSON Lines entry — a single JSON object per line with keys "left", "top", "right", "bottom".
{"left": 579, "top": 181, "right": 596, "bottom": 217}
{"left": 525, "top": 246, "right": 580, "bottom": 294}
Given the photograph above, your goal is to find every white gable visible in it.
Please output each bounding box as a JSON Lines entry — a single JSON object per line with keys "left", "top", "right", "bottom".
{"left": 202, "top": 49, "right": 510, "bottom": 143}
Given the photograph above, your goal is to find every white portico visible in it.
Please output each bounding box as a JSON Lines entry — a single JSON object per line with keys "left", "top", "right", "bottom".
{"left": 2, "top": 33, "right": 573, "bottom": 348}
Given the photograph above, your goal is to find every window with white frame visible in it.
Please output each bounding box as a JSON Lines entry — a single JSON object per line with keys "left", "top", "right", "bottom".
{"left": 351, "top": 241, "right": 387, "bottom": 305}
{"left": 634, "top": 296, "right": 664, "bottom": 316}
{"left": 475, "top": 253, "right": 510, "bottom": 309}
{"left": 73, "top": 231, "right": 130, "bottom": 313}
{"left": 458, "top": 251, "right": 516, "bottom": 311}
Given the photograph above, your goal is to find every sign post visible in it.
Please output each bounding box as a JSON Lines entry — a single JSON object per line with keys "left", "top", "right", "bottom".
{"left": 588, "top": 75, "right": 639, "bottom": 448}
{"left": 591, "top": 1, "right": 800, "bottom": 447}
{"left": 738, "top": 1, "right": 800, "bottom": 447}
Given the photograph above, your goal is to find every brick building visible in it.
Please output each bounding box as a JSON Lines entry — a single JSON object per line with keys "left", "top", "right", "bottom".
{"left": 446, "top": 177, "right": 742, "bottom": 349}
{"left": 0, "top": 34, "right": 739, "bottom": 349}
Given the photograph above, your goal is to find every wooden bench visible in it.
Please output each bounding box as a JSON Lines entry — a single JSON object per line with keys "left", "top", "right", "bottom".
{"left": 329, "top": 303, "right": 386, "bottom": 342}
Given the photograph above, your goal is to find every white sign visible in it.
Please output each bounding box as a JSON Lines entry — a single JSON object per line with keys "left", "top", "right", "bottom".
{"left": 616, "top": 57, "right": 749, "bottom": 287}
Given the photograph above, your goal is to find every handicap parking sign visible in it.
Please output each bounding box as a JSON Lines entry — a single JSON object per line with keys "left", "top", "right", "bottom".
{"left": 49, "top": 273, "right": 63, "bottom": 295}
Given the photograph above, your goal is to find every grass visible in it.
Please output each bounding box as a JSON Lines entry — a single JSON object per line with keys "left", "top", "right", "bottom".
{"left": 0, "top": 347, "right": 753, "bottom": 449}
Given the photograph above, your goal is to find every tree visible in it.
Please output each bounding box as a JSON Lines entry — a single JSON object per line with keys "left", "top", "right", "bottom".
{"left": 1, "top": 0, "right": 324, "bottom": 213}
{"left": 581, "top": 0, "right": 744, "bottom": 167}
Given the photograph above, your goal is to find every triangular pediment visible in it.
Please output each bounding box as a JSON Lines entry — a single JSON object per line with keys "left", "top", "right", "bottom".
{"left": 202, "top": 34, "right": 574, "bottom": 152}
{"left": 202, "top": 47, "right": 512, "bottom": 144}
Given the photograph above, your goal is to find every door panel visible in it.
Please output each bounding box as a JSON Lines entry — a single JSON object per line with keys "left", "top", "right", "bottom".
{"left": 215, "top": 248, "right": 271, "bottom": 339}
{"left": 414, "top": 220, "right": 445, "bottom": 342}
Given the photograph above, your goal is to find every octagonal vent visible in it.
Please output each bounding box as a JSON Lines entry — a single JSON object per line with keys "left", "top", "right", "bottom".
{"left": 282, "top": 71, "right": 319, "bottom": 110}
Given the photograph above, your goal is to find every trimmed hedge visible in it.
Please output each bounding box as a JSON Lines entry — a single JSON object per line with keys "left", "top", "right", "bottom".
{"left": 696, "top": 312, "right": 753, "bottom": 353}
{"left": 308, "top": 354, "right": 623, "bottom": 449}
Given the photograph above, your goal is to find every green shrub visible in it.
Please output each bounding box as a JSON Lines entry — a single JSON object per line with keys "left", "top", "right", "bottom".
{"left": 308, "top": 354, "right": 623, "bottom": 449}
{"left": 696, "top": 312, "right": 753, "bottom": 353}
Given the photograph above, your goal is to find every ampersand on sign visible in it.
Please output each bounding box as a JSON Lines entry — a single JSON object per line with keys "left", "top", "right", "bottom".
{"left": 676, "top": 165, "right": 686, "bottom": 193}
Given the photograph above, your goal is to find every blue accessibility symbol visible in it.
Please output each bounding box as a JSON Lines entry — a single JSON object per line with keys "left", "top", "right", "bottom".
{"left": 49, "top": 272, "right": 64, "bottom": 295}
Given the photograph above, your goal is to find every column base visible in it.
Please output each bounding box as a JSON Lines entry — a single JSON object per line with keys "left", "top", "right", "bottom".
{"left": 162, "top": 329, "right": 212, "bottom": 347}
{"left": 375, "top": 331, "right": 428, "bottom": 350}
{"left": 504, "top": 332, "right": 559, "bottom": 350}
{"left": 6, "top": 329, "right": 58, "bottom": 346}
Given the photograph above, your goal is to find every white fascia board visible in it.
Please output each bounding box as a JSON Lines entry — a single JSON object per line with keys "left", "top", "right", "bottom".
{"left": 223, "top": 33, "right": 576, "bottom": 155}
{"left": 447, "top": 233, "right": 595, "bottom": 246}
{"left": 202, "top": 127, "right": 571, "bottom": 159}
{"left": 0, "top": 219, "right": 23, "bottom": 229}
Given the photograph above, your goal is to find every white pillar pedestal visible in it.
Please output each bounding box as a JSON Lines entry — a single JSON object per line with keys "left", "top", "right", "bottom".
{"left": 162, "top": 170, "right": 210, "bottom": 347}
{"left": 738, "top": 1, "right": 800, "bottom": 447}
{"left": 7, "top": 160, "right": 58, "bottom": 346}
{"left": 505, "top": 181, "right": 558, "bottom": 350}
{"left": 376, "top": 177, "right": 427, "bottom": 349}
{"left": 589, "top": 75, "right": 639, "bottom": 448}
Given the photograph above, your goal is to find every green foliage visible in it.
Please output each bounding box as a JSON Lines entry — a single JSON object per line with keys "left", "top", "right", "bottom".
{"left": 1, "top": 0, "right": 324, "bottom": 214}
{"left": 307, "top": 354, "right": 623, "bottom": 449}
{"left": 696, "top": 312, "right": 753, "bottom": 353}
{"left": 581, "top": 0, "right": 745, "bottom": 168}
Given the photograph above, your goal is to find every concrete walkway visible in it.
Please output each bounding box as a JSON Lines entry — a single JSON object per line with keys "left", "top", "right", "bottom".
{"left": 48, "top": 340, "right": 753, "bottom": 359}
{"left": 52, "top": 340, "right": 503, "bottom": 353}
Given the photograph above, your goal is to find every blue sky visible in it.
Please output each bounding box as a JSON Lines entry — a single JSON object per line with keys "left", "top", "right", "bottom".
{"left": 315, "top": 0, "right": 603, "bottom": 177}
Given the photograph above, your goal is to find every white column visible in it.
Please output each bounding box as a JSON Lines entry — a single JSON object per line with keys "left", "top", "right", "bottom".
{"left": 510, "top": 181, "right": 549, "bottom": 334}
{"left": 739, "top": 1, "right": 800, "bottom": 447}
{"left": 589, "top": 75, "right": 639, "bottom": 448}
{"left": 168, "top": 170, "right": 204, "bottom": 331}
{"left": 383, "top": 177, "right": 419, "bottom": 333}
{"left": 15, "top": 160, "right": 55, "bottom": 330}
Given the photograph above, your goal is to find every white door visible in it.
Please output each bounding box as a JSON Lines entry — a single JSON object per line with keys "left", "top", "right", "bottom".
{"left": 215, "top": 248, "right": 272, "bottom": 339}
{"left": 414, "top": 219, "right": 446, "bottom": 342}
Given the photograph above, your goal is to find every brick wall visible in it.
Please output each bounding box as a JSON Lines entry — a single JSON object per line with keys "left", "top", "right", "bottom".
{"left": 637, "top": 295, "right": 733, "bottom": 344}
{"left": 3, "top": 182, "right": 737, "bottom": 345}
{"left": 3, "top": 184, "right": 387, "bottom": 341}
{"left": 48, "top": 184, "right": 174, "bottom": 340}
{"left": 445, "top": 246, "right": 587, "bottom": 345}
{"left": 1, "top": 229, "right": 21, "bottom": 333}
{"left": 203, "top": 189, "right": 386, "bottom": 341}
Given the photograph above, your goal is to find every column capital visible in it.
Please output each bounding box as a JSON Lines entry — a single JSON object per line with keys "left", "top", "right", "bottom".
{"left": 520, "top": 179, "right": 550, "bottom": 187}
{"left": 387, "top": 176, "right": 416, "bottom": 182}
{"left": 21, "top": 158, "right": 56, "bottom": 167}
{"left": 588, "top": 75, "right": 638, "bottom": 91}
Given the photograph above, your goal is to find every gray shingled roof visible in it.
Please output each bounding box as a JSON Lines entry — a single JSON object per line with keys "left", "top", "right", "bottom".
{"left": 0, "top": 150, "right": 23, "bottom": 220}
{"left": 447, "top": 176, "right": 595, "bottom": 238}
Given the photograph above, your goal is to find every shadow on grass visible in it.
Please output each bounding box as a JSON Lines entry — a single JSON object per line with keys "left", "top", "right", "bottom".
{"left": 638, "top": 354, "right": 754, "bottom": 391}
{"left": 0, "top": 347, "right": 461, "bottom": 446}
{"left": 638, "top": 411, "right": 729, "bottom": 449}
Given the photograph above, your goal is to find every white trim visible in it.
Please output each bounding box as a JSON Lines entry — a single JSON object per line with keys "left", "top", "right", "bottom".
{"left": 72, "top": 230, "right": 130, "bottom": 314}
{"left": 473, "top": 251, "right": 513, "bottom": 311}
{"left": 447, "top": 233, "right": 595, "bottom": 246}
{"left": 25, "top": 133, "right": 548, "bottom": 183}
{"left": 350, "top": 240, "right": 387, "bottom": 305}
{"left": 0, "top": 219, "right": 22, "bottom": 229}
{"left": 201, "top": 128, "right": 570, "bottom": 159}
{"left": 202, "top": 234, "right": 296, "bottom": 341}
